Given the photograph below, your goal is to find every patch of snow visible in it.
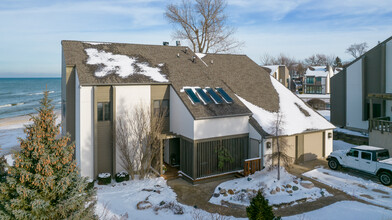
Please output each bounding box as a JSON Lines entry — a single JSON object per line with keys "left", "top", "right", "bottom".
{"left": 284, "top": 201, "right": 392, "bottom": 220}
{"left": 95, "top": 177, "right": 239, "bottom": 220}
{"left": 303, "top": 167, "right": 392, "bottom": 209}
{"left": 317, "top": 110, "right": 330, "bottom": 121}
{"left": 5, "top": 154, "right": 14, "bottom": 166}
{"left": 352, "top": 145, "right": 385, "bottom": 151}
{"left": 334, "top": 127, "right": 368, "bottom": 137}
{"left": 237, "top": 76, "right": 335, "bottom": 136}
{"left": 263, "top": 65, "right": 279, "bottom": 75}
{"left": 85, "top": 48, "right": 168, "bottom": 82}
{"left": 333, "top": 140, "right": 356, "bottom": 151}
{"left": 305, "top": 66, "right": 330, "bottom": 77}
{"left": 195, "top": 53, "right": 206, "bottom": 59}
{"left": 209, "top": 167, "right": 331, "bottom": 206}
{"left": 297, "top": 94, "right": 330, "bottom": 99}
{"left": 98, "top": 173, "right": 111, "bottom": 178}
{"left": 83, "top": 41, "right": 111, "bottom": 45}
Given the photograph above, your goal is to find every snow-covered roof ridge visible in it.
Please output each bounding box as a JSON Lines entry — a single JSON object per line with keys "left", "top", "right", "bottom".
{"left": 237, "top": 75, "right": 335, "bottom": 136}
{"left": 85, "top": 48, "right": 168, "bottom": 82}
{"left": 263, "top": 65, "right": 279, "bottom": 75}
{"left": 305, "top": 65, "right": 332, "bottom": 77}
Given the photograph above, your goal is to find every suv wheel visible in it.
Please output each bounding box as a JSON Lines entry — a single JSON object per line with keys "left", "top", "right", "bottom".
{"left": 379, "top": 172, "right": 392, "bottom": 186}
{"left": 328, "top": 158, "right": 339, "bottom": 170}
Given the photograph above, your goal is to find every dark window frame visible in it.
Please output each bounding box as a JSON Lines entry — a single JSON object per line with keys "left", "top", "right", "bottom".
{"left": 361, "top": 151, "right": 371, "bottom": 160}
{"left": 348, "top": 149, "right": 359, "bottom": 158}
{"left": 97, "top": 102, "right": 110, "bottom": 121}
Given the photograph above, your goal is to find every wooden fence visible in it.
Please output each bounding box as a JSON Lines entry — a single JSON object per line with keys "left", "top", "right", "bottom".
{"left": 244, "top": 158, "right": 262, "bottom": 176}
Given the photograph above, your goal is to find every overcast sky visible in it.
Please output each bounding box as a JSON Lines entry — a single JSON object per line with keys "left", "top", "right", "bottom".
{"left": 1, "top": 0, "right": 391, "bottom": 77}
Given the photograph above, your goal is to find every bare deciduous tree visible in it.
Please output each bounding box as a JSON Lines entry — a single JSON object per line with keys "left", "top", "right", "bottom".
{"left": 267, "top": 113, "right": 293, "bottom": 180}
{"left": 346, "top": 42, "right": 368, "bottom": 59}
{"left": 117, "top": 104, "right": 165, "bottom": 180}
{"left": 304, "top": 54, "right": 335, "bottom": 66}
{"left": 165, "top": 0, "right": 243, "bottom": 53}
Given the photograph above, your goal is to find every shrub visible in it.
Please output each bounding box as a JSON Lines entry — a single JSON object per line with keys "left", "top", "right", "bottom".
{"left": 246, "top": 191, "right": 280, "bottom": 220}
{"left": 115, "top": 171, "right": 130, "bottom": 183}
{"left": 97, "top": 173, "right": 112, "bottom": 185}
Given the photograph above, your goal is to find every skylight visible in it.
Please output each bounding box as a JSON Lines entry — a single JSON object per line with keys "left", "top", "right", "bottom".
{"left": 184, "top": 88, "right": 201, "bottom": 104}
{"left": 206, "top": 88, "right": 223, "bottom": 104}
{"left": 216, "top": 88, "right": 233, "bottom": 103}
{"left": 195, "top": 88, "right": 212, "bottom": 104}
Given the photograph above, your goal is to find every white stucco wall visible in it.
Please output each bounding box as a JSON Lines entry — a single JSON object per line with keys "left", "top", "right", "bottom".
{"left": 170, "top": 86, "right": 194, "bottom": 139}
{"left": 115, "top": 85, "right": 151, "bottom": 173}
{"left": 249, "top": 124, "right": 262, "bottom": 159}
{"left": 263, "top": 138, "right": 272, "bottom": 168}
{"left": 78, "top": 85, "right": 94, "bottom": 178}
{"left": 346, "top": 58, "right": 368, "bottom": 130}
{"left": 75, "top": 73, "right": 80, "bottom": 171}
{"left": 324, "top": 129, "right": 333, "bottom": 157}
{"left": 194, "top": 116, "right": 249, "bottom": 140}
{"left": 386, "top": 40, "right": 392, "bottom": 119}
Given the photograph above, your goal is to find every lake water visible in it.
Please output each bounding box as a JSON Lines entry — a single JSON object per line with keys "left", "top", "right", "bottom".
{"left": 0, "top": 78, "right": 61, "bottom": 119}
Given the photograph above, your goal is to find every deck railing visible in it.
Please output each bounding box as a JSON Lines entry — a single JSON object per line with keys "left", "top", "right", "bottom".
{"left": 369, "top": 117, "right": 392, "bottom": 133}
{"left": 244, "top": 158, "right": 262, "bottom": 176}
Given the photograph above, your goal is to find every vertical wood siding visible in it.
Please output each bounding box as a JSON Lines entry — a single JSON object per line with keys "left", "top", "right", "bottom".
{"left": 180, "top": 138, "right": 193, "bottom": 178}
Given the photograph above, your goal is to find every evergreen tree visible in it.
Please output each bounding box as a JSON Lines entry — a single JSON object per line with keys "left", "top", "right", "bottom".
{"left": 334, "top": 56, "right": 342, "bottom": 68}
{"left": 0, "top": 146, "right": 6, "bottom": 182}
{"left": 246, "top": 191, "right": 280, "bottom": 220}
{"left": 0, "top": 90, "right": 96, "bottom": 219}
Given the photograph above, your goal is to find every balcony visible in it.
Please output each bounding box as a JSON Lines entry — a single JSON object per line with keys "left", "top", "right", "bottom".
{"left": 369, "top": 117, "right": 392, "bottom": 133}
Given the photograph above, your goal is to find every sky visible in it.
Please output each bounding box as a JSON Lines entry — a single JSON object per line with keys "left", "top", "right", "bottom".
{"left": 1, "top": 0, "right": 392, "bottom": 77}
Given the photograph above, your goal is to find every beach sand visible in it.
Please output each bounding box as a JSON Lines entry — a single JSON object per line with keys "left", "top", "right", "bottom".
{"left": 0, "top": 110, "right": 61, "bottom": 155}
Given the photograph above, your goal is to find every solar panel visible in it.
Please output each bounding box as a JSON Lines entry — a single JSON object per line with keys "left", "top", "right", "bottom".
{"left": 205, "top": 87, "right": 223, "bottom": 104}
{"left": 184, "top": 88, "right": 201, "bottom": 104}
{"left": 216, "top": 87, "right": 233, "bottom": 103}
{"left": 195, "top": 88, "right": 212, "bottom": 104}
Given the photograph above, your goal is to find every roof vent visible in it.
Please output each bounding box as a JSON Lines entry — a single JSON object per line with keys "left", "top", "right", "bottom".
{"left": 210, "top": 60, "right": 214, "bottom": 64}
{"left": 163, "top": 41, "right": 169, "bottom": 46}
{"left": 177, "top": 53, "right": 180, "bottom": 58}
{"left": 176, "top": 41, "right": 181, "bottom": 46}
{"left": 192, "top": 56, "right": 196, "bottom": 63}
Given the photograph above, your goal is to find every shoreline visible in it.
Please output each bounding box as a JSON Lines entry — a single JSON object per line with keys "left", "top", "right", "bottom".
{"left": 0, "top": 110, "right": 61, "bottom": 156}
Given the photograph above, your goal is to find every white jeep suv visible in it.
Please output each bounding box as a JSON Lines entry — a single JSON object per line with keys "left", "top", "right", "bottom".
{"left": 327, "top": 146, "right": 392, "bottom": 186}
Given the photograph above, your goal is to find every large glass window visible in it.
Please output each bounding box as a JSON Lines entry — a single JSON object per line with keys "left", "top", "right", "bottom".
{"left": 306, "top": 77, "right": 314, "bottom": 84}
{"left": 153, "top": 99, "right": 169, "bottom": 117}
{"left": 97, "top": 102, "right": 110, "bottom": 121}
{"left": 348, "top": 149, "right": 358, "bottom": 157}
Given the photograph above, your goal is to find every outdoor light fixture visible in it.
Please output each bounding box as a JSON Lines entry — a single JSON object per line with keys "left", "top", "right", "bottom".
{"left": 328, "top": 133, "right": 332, "bottom": 139}
{"left": 266, "top": 142, "right": 271, "bottom": 149}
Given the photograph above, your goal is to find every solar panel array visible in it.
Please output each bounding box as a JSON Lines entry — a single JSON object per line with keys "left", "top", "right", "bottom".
{"left": 184, "top": 87, "right": 233, "bottom": 105}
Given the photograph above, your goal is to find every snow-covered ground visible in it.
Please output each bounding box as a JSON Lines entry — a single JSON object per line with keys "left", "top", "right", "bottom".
{"left": 96, "top": 177, "right": 239, "bottom": 220}
{"left": 304, "top": 167, "right": 392, "bottom": 209}
{"left": 285, "top": 201, "right": 392, "bottom": 220}
{"left": 333, "top": 140, "right": 356, "bottom": 151}
{"left": 209, "top": 167, "right": 331, "bottom": 207}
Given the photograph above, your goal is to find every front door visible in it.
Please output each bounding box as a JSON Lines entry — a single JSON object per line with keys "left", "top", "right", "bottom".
{"left": 359, "top": 151, "right": 377, "bottom": 173}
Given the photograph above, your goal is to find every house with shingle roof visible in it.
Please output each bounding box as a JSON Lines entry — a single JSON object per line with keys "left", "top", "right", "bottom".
{"left": 61, "top": 40, "right": 334, "bottom": 182}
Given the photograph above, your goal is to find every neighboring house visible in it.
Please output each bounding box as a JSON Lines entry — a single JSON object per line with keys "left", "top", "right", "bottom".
{"left": 331, "top": 36, "right": 392, "bottom": 153}
{"left": 304, "top": 66, "right": 334, "bottom": 94}
{"left": 62, "top": 40, "right": 334, "bottom": 182}
{"left": 262, "top": 65, "right": 290, "bottom": 88}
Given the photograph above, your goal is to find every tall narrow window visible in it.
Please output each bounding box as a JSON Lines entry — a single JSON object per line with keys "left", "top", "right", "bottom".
{"left": 161, "top": 99, "right": 169, "bottom": 117}
{"left": 153, "top": 99, "right": 170, "bottom": 117}
{"left": 97, "top": 102, "right": 110, "bottom": 121}
{"left": 153, "top": 100, "right": 160, "bottom": 115}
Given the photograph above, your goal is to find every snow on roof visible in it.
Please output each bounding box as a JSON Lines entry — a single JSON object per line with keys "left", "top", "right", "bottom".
{"left": 85, "top": 48, "right": 168, "bottom": 82}
{"left": 352, "top": 145, "right": 385, "bottom": 151}
{"left": 305, "top": 66, "right": 330, "bottom": 77}
{"left": 83, "top": 41, "right": 111, "bottom": 45}
{"left": 195, "top": 53, "right": 206, "bottom": 59}
{"left": 263, "top": 65, "right": 279, "bottom": 75}
{"left": 237, "top": 76, "right": 335, "bottom": 136}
